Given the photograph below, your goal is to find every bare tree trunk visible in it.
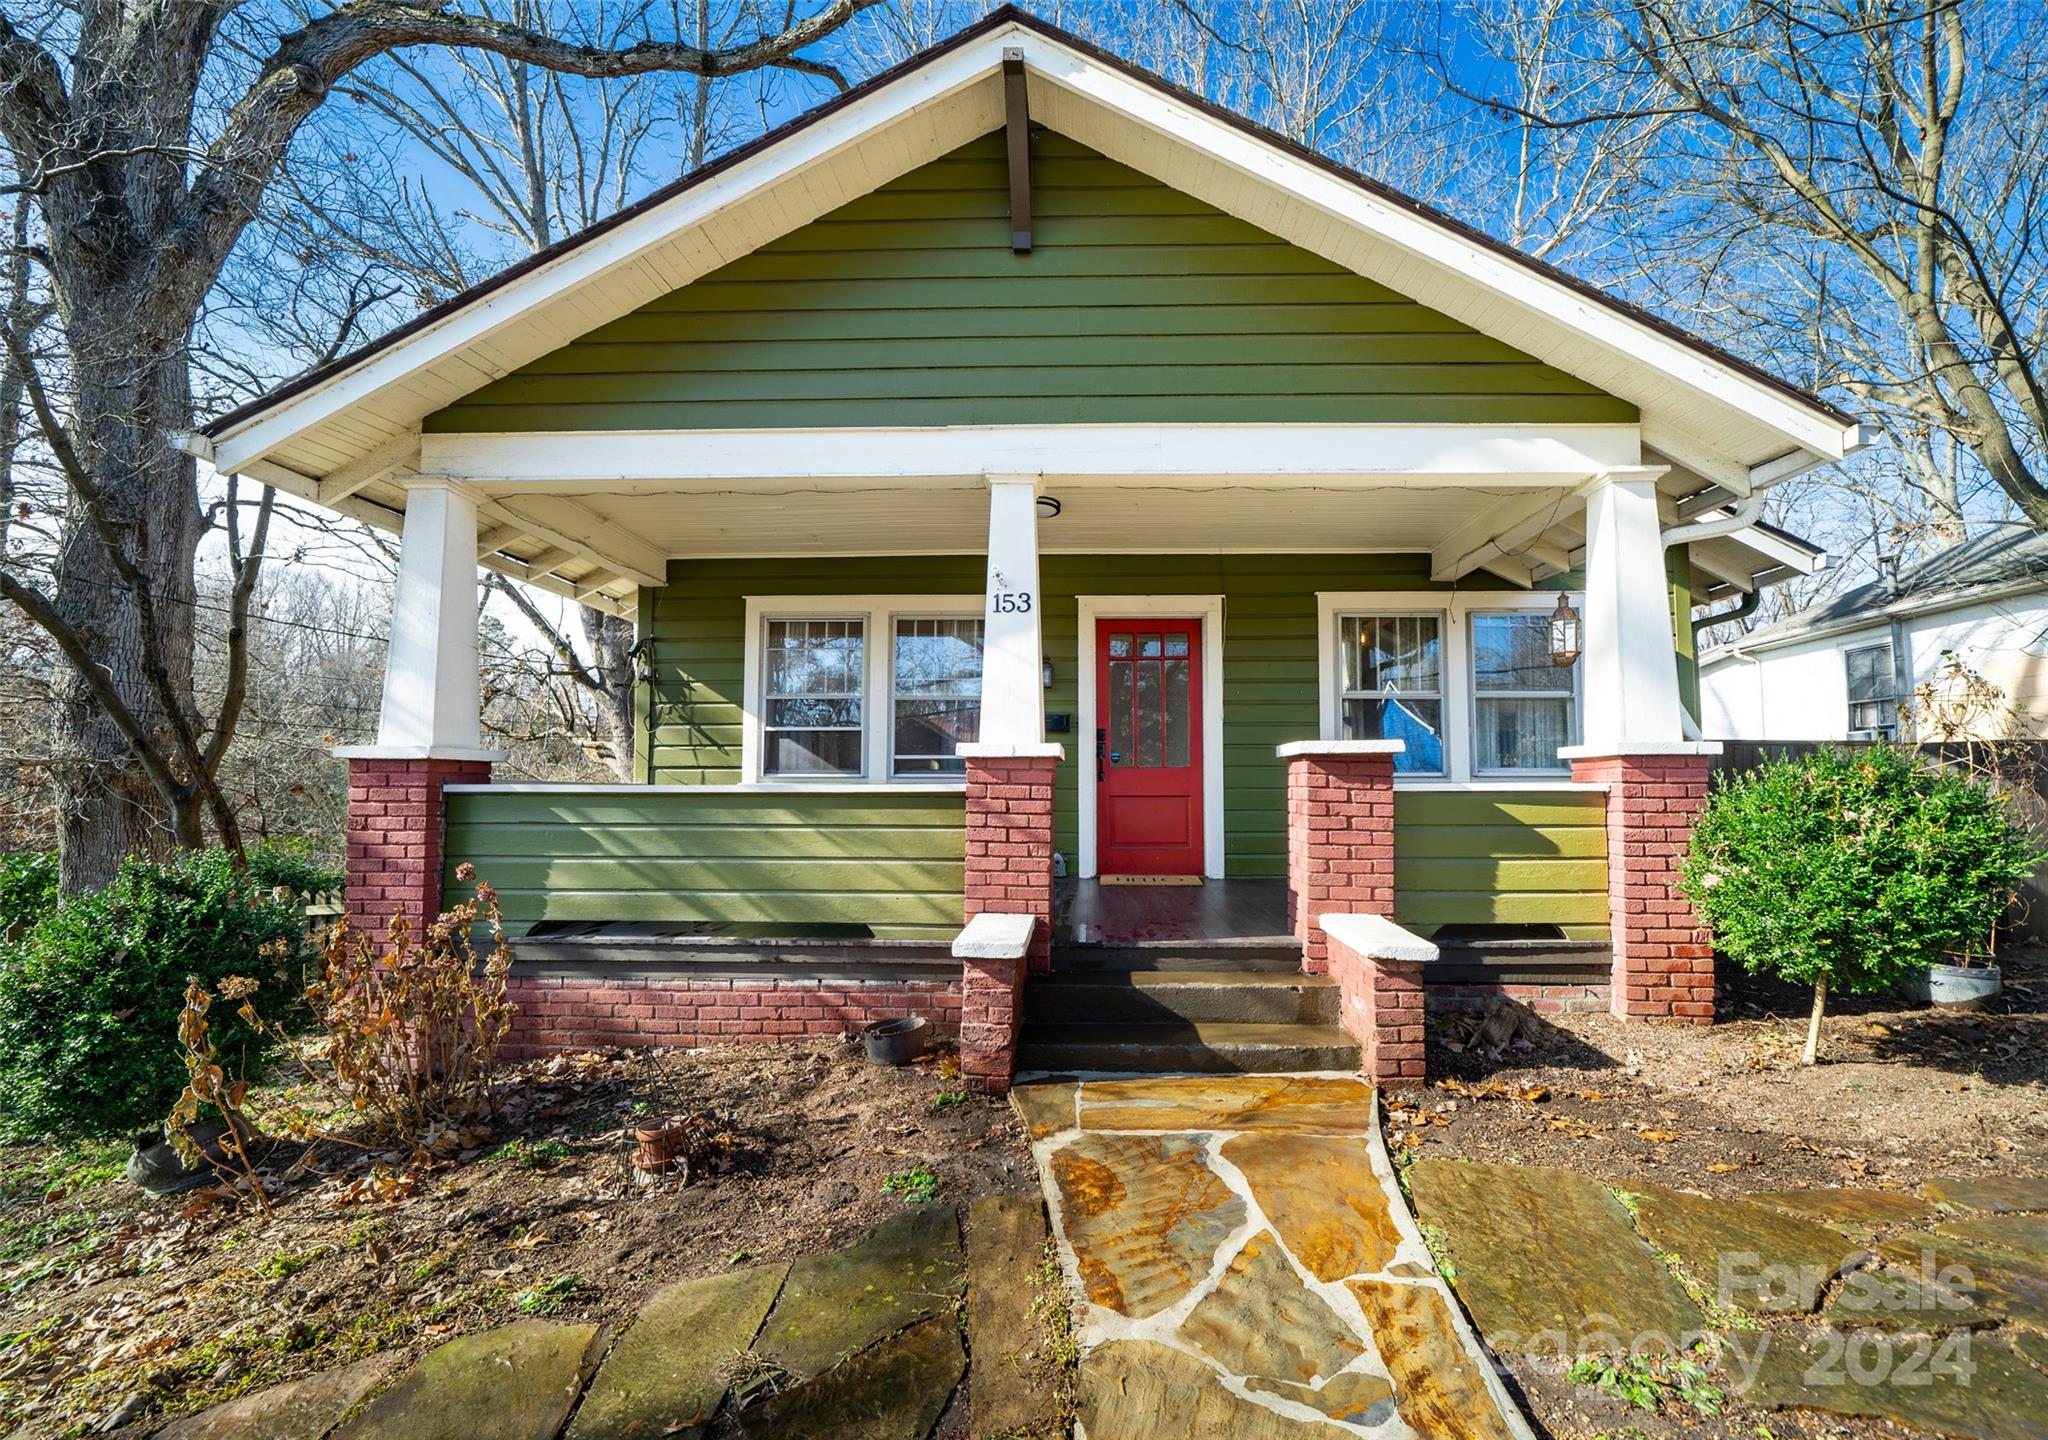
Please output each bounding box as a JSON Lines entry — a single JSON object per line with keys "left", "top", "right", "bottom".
{"left": 579, "top": 606, "right": 638, "bottom": 780}
{"left": 49, "top": 309, "right": 205, "bottom": 891}
{"left": 1802, "top": 976, "right": 1828, "bottom": 1066}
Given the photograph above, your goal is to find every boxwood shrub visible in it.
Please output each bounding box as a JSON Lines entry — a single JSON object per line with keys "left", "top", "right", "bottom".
{"left": 0, "top": 846, "right": 333, "bottom": 1142}
{"left": 1680, "top": 744, "right": 2043, "bottom": 1057}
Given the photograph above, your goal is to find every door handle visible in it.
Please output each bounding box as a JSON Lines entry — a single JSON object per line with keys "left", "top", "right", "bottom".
{"left": 1096, "top": 728, "right": 1106, "bottom": 783}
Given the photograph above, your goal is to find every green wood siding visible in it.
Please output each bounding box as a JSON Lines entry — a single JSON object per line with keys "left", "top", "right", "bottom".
{"left": 442, "top": 788, "right": 966, "bottom": 939}
{"left": 1392, "top": 790, "right": 1610, "bottom": 940}
{"left": 426, "top": 131, "right": 1634, "bottom": 433}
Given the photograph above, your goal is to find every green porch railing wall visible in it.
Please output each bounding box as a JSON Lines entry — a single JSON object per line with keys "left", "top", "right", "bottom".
{"left": 441, "top": 787, "right": 967, "bottom": 940}
{"left": 1392, "top": 789, "right": 1610, "bottom": 941}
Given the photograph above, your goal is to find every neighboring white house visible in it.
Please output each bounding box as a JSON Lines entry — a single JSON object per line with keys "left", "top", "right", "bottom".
{"left": 1701, "top": 526, "right": 2048, "bottom": 741}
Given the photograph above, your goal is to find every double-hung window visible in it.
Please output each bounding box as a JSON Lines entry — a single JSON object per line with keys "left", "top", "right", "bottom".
{"left": 762, "top": 618, "right": 866, "bottom": 777}
{"left": 1844, "top": 642, "right": 1898, "bottom": 738}
{"left": 1336, "top": 613, "right": 1445, "bottom": 775}
{"left": 754, "top": 601, "right": 983, "bottom": 781}
{"left": 1470, "top": 610, "right": 1577, "bottom": 774}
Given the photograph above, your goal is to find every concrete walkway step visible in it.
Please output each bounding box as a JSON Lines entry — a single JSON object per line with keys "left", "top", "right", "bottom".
{"left": 1017, "top": 1020, "right": 1358, "bottom": 1073}
{"left": 1027, "top": 970, "right": 1338, "bottom": 1026}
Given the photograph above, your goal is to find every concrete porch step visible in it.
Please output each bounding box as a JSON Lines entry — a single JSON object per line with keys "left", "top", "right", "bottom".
{"left": 1015, "top": 1020, "right": 1359, "bottom": 1075}
{"left": 1049, "top": 942, "right": 1303, "bottom": 973}
{"left": 1026, "top": 969, "right": 1339, "bottom": 1026}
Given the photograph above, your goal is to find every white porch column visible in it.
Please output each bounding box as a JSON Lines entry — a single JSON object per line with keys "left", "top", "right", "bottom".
{"left": 375, "top": 481, "right": 485, "bottom": 751}
{"left": 979, "top": 475, "right": 1045, "bottom": 746}
{"left": 1579, "top": 472, "right": 1684, "bottom": 750}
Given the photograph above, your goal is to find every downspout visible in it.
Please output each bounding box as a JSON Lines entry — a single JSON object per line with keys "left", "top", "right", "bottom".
{"left": 1682, "top": 590, "right": 1761, "bottom": 742}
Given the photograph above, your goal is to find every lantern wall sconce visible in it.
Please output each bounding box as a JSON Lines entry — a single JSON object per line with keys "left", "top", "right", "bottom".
{"left": 1043, "top": 659, "right": 1055, "bottom": 689}
{"left": 1549, "top": 594, "right": 1582, "bottom": 668}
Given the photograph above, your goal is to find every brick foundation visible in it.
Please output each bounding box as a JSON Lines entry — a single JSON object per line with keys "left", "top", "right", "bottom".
{"left": 959, "top": 751, "right": 1058, "bottom": 1092}
{"left": 1283, "top": 750, "right": 1396, "bottom": 973}
{"left": 1569, "top": 752, "right": 1715, "bottom": 1023}
{"left": 1325, "top": 931, "right": 1425, "bottom": 1084}
{"left": 503, "top": 974, "right": 961, "bottom": 1060}
{"left": 345, "top": 757, "right": 492, "bottom": 938}
{"left": 1424, "top": 980, "right": 1610, "bottom": 1015}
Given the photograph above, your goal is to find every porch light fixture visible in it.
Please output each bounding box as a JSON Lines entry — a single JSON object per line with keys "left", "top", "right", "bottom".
{"left": 1043, "top": 659, "right": 1055, "bottom": 689}
{"left": 1548, "top": 594, "right": 1582, "bottom": 669}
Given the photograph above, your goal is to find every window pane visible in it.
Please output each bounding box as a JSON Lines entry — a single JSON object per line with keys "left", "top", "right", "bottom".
{"left": 765, "top": 617, "right": 864, "bottom": 776}
{"left": 1163, "top": 657, "right": 1190, "bottom": 767}
{"left": 1472, "top": 613, "right": 1572, "bottom": 693}
{"left": 893, "top": 618, "right": 982, "bottom": 775}
{"left": 1342, "top": 697, "right": 1443, "bottom": 774}
{"left": 1109, "top": 632, "right": 1132, "bottom": 658}
{"left": 1846, "top": 646, "right": 1894, "bottom": 702}
{"left": 1109, "top": 658, "right": 1135, "bottom": 762}
{"left": 1164, "top": 633, "right": 1189, "bottom": 658}
{"left": 769, "top": 729, "right": 862, "bottom": 775}
{"left": 1135, "top": 658, "right": 1163, "bottom": 766}
{"left": 1474, "top": 697, "right": 1572, "bottom": 771}
{"left": 1341, "top": 614, "right": 1441, "bottom": 693}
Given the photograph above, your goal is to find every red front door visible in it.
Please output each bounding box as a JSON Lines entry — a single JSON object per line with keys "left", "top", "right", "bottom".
{"left": 1096, "top": 619, "right": 1203, "bottom": 876}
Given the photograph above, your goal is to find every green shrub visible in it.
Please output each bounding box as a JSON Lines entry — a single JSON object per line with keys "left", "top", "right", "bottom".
{"left": 1680, "top": 745, "right": 2043, "bottom": 1061}
{"left": 0, "top": 849, "right": 314, "bottom": 1142}
{"left": 0, "top": 851, "right": 57, "bottom": 938}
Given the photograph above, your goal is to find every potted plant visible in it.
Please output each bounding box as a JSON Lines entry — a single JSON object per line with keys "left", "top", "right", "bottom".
{"left": 1681, "top": 745, "right": 2043, "bottom": 1062}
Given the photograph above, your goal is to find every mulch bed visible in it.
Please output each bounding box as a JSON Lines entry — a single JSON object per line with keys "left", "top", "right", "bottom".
{"left": 0, "top": 1039, "right": 1035, "bottom": 1438}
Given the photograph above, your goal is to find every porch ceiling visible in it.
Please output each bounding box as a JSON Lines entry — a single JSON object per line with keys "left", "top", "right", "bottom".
{"left": 475, "top": 479, "right": 1571, "bottom": 560}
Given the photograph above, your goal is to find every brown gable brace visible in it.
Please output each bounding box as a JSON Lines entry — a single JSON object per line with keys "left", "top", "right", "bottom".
{"left": 1003, "top": 48, "right": 1032, "bottom": 253}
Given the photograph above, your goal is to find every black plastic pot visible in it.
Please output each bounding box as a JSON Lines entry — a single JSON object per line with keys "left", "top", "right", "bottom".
{"left": 863, "top": 1015, "right": 930, "bottom": 1066}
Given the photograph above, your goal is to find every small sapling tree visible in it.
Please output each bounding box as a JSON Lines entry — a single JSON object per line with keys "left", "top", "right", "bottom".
{"left": 1681, "top": 745, "right": 2043, "bottom": 1064}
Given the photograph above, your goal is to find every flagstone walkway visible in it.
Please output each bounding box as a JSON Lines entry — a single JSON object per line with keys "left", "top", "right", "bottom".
{"left": 1013, "top": 1073, "right": 1530, "bottom": 1440}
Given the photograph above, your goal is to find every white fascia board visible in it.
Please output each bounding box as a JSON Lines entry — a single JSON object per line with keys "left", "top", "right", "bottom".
{"left": 1017, "top": 32, "right": 1855, "bottom": 464}
{"left": 208, "top": 34, "right": 1012, "bottom": 476}
{"left": 423, "top": 424, "right": 1642, "bottom": 486}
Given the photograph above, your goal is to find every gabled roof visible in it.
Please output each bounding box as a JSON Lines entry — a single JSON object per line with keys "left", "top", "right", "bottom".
{"left": 198, "top": 5, "right": 1863, "bottom": 501}
{"left": 1707, "top": 525, "right": 2048, "bottom": 658}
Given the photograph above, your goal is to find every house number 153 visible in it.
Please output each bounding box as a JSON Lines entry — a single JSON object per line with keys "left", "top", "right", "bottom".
{"left": 993, "top": 591, "right": 1033, "bottom": 614}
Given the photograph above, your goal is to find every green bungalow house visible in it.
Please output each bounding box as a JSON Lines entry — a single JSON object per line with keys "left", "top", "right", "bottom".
{"left": 189, "top": 10, "right": 1865, "bottom": 1090}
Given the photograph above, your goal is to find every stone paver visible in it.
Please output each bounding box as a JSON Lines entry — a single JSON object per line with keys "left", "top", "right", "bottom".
{"left": 1009, "top": 1079, "right": 1079, "bottom": 1140}
{"left": 1077, "top": 1074, "right": 1377, "bottom": 1135}
{"left": 1740, "top": 1330, "right": 2048, "bottom": 1440}
{"left": 1924, "top": 1176, "right": 2048, "bottom": 1215}
{"left": 1879, "top": 1230, "right": 2048, "bottom": 1331}
{"left": 1626, "top": 1183, "right": 1863, "bottom": 1313}
{"left": 1079, "top": 1340, "right": 1358, "bottom": 1439}
{"left": 1349, "top": 1279, "right": 1523, "bottom": 1440}
{"left": 1939, "top": 1213, "right": 2048, "bottom": 1257}
{"left": 965, "top": 1194, "right": 1057, "bottom": 1440}
{"left": 565, "top": 1262, "right": 787, "bottom": 1440}
{"left": 1180, "top": 1230, "right": 1361, "bottom": 1384}
{"left": 1031, "top": 1074, "right": 1527, "bottom": 1440}
{"left": 738, "top": 1316, "right": 965, "bottom": 1440}
{"left": 1822, "top": 1264, "right": 1991, "bottom": 1331}
{"left": 1410, "top": 1160, "right": 1705, "bottom": 1355}
{"left": 1048, "top": 1131, "right": 1245, "bottom": 1319}
{"left": 1749, "top": 1186, "right": 1933, "bottom": 1236}
{"left": 153, "top": 1355, "right": 399, "bottom": 1440}
{"left": 330, "top": 1321, "right": 604, "bottom": 1440}
{"left": 1220, "top": 1133, "right": 1401, "bottom": 1283}
{"left": 756, "top": 1204, "right": 963, "bottom": 1379}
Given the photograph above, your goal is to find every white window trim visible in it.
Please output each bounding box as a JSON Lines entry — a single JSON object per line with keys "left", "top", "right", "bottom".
{"left": 1317, "top": 590, "right": 1584, "bottom": 786}
{"left": 1076, "top": 595, "right": 1227, "bottom": 880}
{"left": 741, "top": 595, "right": 981, "bottom": 785}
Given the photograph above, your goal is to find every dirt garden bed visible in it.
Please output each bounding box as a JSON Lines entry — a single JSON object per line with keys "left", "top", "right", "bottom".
{"left": 1387, "top": 950, "right": 2048, "bottom": 1440}
{"left": 0, "top": 1039, "right": 1036, "bottom": 1438}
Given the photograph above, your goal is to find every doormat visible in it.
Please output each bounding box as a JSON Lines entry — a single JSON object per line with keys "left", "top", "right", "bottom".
{"left": 1098, "top": 874, "right": 1204, "bottom": 887}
